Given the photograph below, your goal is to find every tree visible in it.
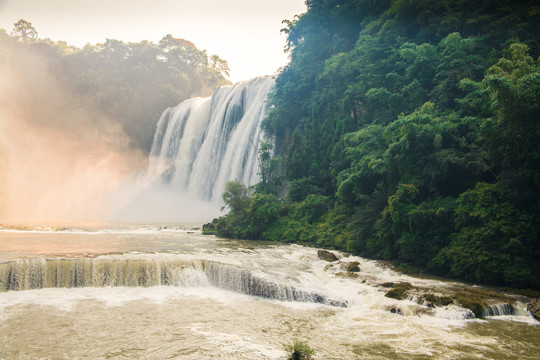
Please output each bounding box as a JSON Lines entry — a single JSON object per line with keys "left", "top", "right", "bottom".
{"left": 221, "top": 180, "right": 251, "bottom": 213}
{"left": 436, "top": 182, "right": 539, "bottom": 287}
{"left": 12, "top": 19, "right": 37, "bottom": 41}
{"left": 481, "top": 43, "right": 540, "bottom": 175}
{"left": 256, "top": 142, "right": 282, "bottom": 194}
{"left": 210, "top": 54, "right": 230, "bottom": 77}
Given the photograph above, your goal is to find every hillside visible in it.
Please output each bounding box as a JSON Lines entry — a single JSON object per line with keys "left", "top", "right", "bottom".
{"left": 215, "top": 0, "right": 540, "bottom": 289}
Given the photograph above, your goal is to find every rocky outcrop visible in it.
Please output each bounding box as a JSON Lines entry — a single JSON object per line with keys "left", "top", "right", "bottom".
{"left": 317, "top": 250, "right": 338, "bottom": 262}
{"left": 383, "top": 282, "right": 412, "bottom": 300}
{"left": 527, "top": 298, "right": 540, "bottom": 321}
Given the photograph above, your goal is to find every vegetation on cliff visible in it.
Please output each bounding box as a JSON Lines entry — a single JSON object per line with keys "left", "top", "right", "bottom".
{"left": 0, "top": 20, "right": 230, "bottom": 152}
{"left": 216, "top": 0, "right": 540, "bottom": 289}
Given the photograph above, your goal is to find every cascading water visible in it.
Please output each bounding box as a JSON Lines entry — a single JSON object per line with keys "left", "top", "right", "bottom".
{"left": 0, "top": 257, "right": 346, "bottom": 307}
{"left": 1, "top": 225, "right": 539, "bottom": 359}
{"left": 147, "top": 76, "right": 275, "bottom": 203}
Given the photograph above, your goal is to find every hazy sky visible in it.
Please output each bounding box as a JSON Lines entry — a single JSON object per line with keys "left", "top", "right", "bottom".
{"left": 0, "top": 0, "right": 306, "bottom": 82}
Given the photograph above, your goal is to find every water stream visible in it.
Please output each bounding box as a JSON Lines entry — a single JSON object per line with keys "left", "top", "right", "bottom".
{"left": 0, "top": 224, "right": 538, "bottom": 359}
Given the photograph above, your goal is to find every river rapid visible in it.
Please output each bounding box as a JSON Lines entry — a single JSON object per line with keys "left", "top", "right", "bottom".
{"left": 0, "top": 223, "right": 538, "bottom": 359}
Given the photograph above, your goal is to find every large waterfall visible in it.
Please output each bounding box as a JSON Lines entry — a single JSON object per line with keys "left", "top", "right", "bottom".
{"left": 148, "top": 76, "right": 275, "bottom": 203}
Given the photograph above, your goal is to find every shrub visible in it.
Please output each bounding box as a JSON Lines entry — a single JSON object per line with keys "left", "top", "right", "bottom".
{"left": 284, "top": 340, "right": 315, "bottom": 360}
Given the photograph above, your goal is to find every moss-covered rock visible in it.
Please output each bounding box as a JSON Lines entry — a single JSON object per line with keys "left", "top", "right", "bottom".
{"left": 385, "top": 289, "right": 403, "bottom": 300}
{"left": 317, "top": 249, "right": 338, "bottom": 262}
{"left": 384, "top": 282, "right": 412, "bottom": 300}
{"left": 455, "top": 292, "right": 485, "bottom": 318}
{"left": 423, "top": 293, "right": 453, "bottom": 307}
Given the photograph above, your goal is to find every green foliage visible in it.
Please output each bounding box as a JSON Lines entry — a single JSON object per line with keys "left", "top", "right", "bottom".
{"left": 287, "top": 177, "right": 323, "bottom": 202}
{"left": 221, "top": 180, "right": 252, "bottom": 214}
{"left": 216, "top": 1, "right": 540, "bottom": 289}
{"left": 256, "top": 142, "right": 283, "bottom": 194}
{"left": 436, "top": 183, "right": 540, "bottom": 288}
{"left": 284, "top": 340, "right": 315, "bottom": 360}
{"left": 217, "top": 182, "right": 281, "bottom": 240}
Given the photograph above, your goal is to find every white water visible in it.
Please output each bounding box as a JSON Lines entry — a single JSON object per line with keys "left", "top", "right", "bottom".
{"left": 117, "top": 76, "right": 274, "bottom": 222}
{"left": 0, "top": 224, "right": 539, "bottom": 359}
{"left": 148, "top": 76, "right": 274, "bottom": 202}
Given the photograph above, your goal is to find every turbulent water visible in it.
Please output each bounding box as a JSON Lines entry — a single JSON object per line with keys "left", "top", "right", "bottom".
{"left": 148, "top": 76, "right": 274, "bottom": 202}
{"left": 0, "top": 224, "right": 539, "bottom": 359}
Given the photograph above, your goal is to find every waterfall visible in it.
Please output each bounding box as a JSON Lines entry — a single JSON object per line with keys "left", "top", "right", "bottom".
{"left": 483, "top": 302, "right": 530, "bottom": 317}
{"left": 148, "top": 76, "right": 275, "bottom": 202}
{"left": 0, "top": 258, "right": 347, "bottom": 307}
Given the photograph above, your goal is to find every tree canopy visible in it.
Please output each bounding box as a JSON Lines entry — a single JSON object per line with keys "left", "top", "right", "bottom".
{"left": 0, "top": 20, "right": 230, "bottom": 152}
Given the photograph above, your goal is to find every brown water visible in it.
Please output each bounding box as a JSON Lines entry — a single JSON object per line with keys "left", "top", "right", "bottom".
{"left": 0, "top": 223, "right": 539, "bottom": 359}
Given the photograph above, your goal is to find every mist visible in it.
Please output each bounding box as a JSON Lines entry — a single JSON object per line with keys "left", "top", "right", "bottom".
{"left": 113, "top": 181, "right": 221, "bottom": 223}
{"left": 0, "top": 39, "right": 148, "bottom": 222}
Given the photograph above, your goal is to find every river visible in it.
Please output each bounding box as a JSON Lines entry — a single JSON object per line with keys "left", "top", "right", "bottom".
{"left": 0, "top": 223, "right": 538, "bottom": 359}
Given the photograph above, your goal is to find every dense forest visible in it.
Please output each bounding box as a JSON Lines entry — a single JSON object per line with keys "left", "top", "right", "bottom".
{"left": 0, "top": 19, "right": 230, "bottom": 152}
{"left": 215, "top": 0, "right": 540, "bottom": 289}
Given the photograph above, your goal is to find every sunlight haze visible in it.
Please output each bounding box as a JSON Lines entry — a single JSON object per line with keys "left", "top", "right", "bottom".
{"left": 0, "top": 0, "right": 306, "bottom": 82}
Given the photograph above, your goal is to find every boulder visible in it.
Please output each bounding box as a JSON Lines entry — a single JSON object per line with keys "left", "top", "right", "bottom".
{"left": 527, "top": 298, "right": 540, "bottom": 321}
{"left": 343, "top": 261, "right": 360, "bottom": 272}
{"left": 387, "top": 306, "right": 403, "bottom": 315}
{"left": 317, "top": 249, "right": 338, "bottom": 262}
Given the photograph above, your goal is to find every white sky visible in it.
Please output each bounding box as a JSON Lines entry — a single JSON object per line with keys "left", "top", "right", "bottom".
{"left": 0, "top": 0, "right": 306, "bottom": 83}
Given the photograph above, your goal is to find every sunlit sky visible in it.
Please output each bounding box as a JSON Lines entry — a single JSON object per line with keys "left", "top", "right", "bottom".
{"left": 0, "top": 0, "right": 306, "bottom": 83}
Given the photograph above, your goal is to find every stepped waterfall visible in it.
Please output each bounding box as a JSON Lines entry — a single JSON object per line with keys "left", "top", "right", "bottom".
{"left": 0, "top": 257, "right": 346, "bottom": 307}
{"left": 147, "top": 76, "right": 275, "bottom": 203}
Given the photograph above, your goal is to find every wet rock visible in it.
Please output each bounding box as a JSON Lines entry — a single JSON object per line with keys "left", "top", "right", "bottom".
{"left": 343, "top": 261, "right": 360, "bottom": 272}
{"left": 388, "top": 306, "right": 403, "bottom": 315}
{"left": 324, "top": 264, "right": 334, "bottom": 272}
{"left": 527, "top": 298, "right": 540, "bottom": 321}
{"left": 385, "top": 289, "right": 403, "bottom": 300}
{"left": 336, "top": 272, "right": 359, "bottom": 279}
{"left": 317, "top": 250, "right": 338, "bottom": 262}
{"left": 415, "top": 307, "right": 434, "bottom": 316}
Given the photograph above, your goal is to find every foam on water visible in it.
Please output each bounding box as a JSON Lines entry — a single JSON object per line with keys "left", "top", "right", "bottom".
{"left": 0, "top": 226, "right": 539, "bottom": 358}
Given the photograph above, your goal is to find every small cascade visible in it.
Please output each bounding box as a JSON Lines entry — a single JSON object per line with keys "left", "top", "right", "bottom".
{"left": 203, "top": 261, "right": 346, "bottom": 307}
{"left": 0, "top": 258, "right": 346, "bottom": 307}
{"left": 147, "top": 76, "right": 275, "bottom": 202}
{"left": 483, "top": 302, "right": 530, "bottom": 317}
